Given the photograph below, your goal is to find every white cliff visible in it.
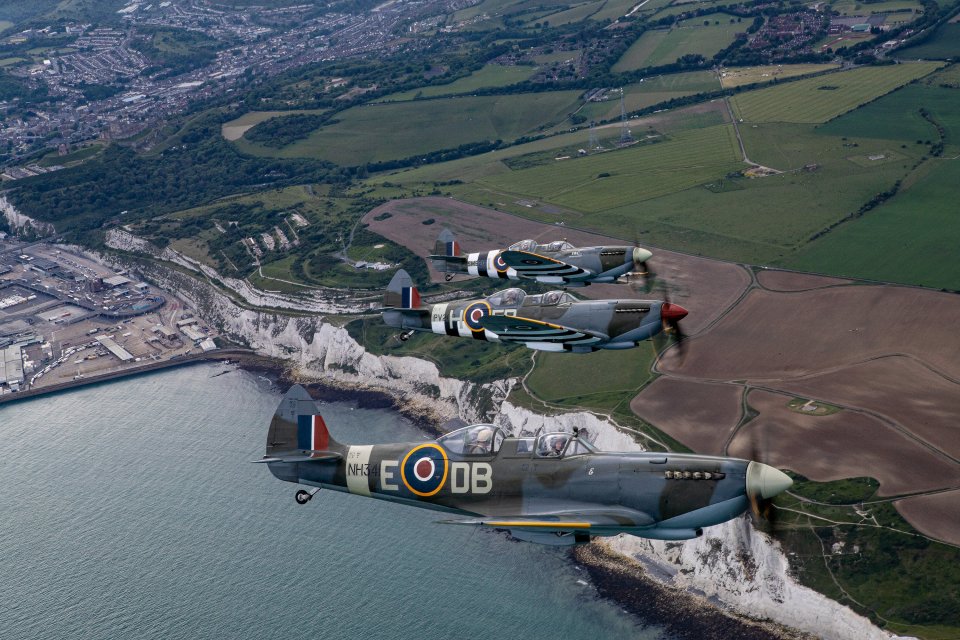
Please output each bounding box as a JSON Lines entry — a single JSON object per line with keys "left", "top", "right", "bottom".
{"left": 0, "top": 195, "right": 55, "bottom": 236}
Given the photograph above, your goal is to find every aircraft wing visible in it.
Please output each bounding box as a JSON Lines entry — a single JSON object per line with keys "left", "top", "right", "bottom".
{"left": 478, "top": 314, "right": 607, "bottom": 347}
{"left": 498, "top": 250, "right": 589, "bottom": 279}
{"left": 440, "top": 506, "right": 654, "bottom": 532}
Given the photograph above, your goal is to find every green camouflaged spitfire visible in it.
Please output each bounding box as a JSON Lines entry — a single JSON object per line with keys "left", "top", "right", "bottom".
{"left": 258, "top": 386, "right": 792, "bottom": 546}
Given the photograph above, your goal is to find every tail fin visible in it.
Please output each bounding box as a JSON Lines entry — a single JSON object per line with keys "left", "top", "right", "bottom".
{"left": 434, "top": 229, "right": 462, "bottom": 257}
{"left": 383, "top": 269, "right": 421, "bottom": 309}
{"left": 264, "top": 385, "right": 343, "bottom": 463}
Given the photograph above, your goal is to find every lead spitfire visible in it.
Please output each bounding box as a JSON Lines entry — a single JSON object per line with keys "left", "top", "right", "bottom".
{"left": 429, "top": 229, "right": 654, "bottom": 287}
{"left": 381, "top": 269, "right": 687, "bottom": 352}
{"left": 259, "top": 386, "right": 793, "bottom": 545}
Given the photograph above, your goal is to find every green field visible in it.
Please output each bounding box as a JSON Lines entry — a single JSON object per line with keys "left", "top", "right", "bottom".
{"left": 0, "top": 21, "right": 13, "bottom": 34}
{"left": 234, "top": 91, "right": 582, "bottom": 165}
{"left": 818, "top": 82, "right": 960, "bottom": 148}
{"left": 613, "top": 16, "right": 743, "bottom": 72}
{"left": 897, "top": 23, "right": 960, "bottom": 59}
{"left": 375, "top": 64, "right": 536, "bottom": 102}
{"left": 221, "top": 109, "right": 325, "bottom": 141}
{"left": 731, "top": 63, "right": 942, "bottom": 124}
{"left": 829, "top": 0, "right": 920, "bottom": 14}
{"left": 590, "top": 0, "right": 645, "bottom": 23}
{"left": 526, "top": 346, "right": 657, "bottom": 411}
{"left": 719, "top": 64, "right": 840, "bottom": 88}
{"left": 478, "top": 124, "right": 742, "bottom": 210}
{"left": 528, "top": 1, "right": 601, "bottom": 26}
{"left": 786, "top": 160, "right": 960, "bottom": 290}
{"left": 579, "top": 72, "right": 720, "bottom": 120}
{"left": 0, "top": 56, "right": 25, "bottom": 67}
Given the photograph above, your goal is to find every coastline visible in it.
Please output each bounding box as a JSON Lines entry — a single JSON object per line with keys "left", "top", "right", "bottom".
{"left": 572, "top": 543, "right": 813, "bottom": 640}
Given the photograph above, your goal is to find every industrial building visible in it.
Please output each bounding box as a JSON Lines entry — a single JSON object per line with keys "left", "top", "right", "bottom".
{"left": 0, "top": 345, "right": 25, "bottom": 390}
{"left": 96, "top": 335, "right": 134, "bottom": 362}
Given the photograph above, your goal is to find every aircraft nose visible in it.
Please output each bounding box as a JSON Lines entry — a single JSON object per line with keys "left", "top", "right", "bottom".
{"left": 660, "top": 302, "right": 688, "bottom": 322}
{"left": 632, "top": 247, "right": 653, "bottom": 264}
{"left": 746, "top": 462, "right": 793, "bottom": 500}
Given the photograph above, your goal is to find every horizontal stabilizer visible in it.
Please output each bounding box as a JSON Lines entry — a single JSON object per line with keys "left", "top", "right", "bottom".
{"left": 253, "top": 450, "right": 341, "bottom": 464}
{"left": 479, "top": 314, "right": 607, "bottom": 346}
{"left": 427, "top": 254, "right": 468, "bottom": 264}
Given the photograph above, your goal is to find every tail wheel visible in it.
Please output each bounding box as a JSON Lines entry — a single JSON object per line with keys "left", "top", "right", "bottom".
{"left": 295, "top": 490, "right": 312, "bottom": 505}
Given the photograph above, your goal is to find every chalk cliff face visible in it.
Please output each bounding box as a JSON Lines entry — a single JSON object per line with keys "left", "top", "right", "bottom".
{"left": 0, "top": 195, "right": 55, "bottom": 236}
{"left": 92, "top": 232, "right": 896, "bottom": 640}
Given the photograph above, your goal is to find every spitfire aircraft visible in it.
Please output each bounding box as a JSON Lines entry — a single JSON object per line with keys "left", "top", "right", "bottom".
{"left": 258, "top": 385, "right": 793, "bottom": 545}
{"left": 381, "top": 269, "right": 687, "bottom": 352}
{"left": 428, "top": 229, "right": 654, "bottom": 287}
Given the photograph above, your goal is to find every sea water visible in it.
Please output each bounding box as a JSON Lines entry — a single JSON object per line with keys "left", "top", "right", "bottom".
{"left": 0, "top": 364, "right": 666, "bottom": 639}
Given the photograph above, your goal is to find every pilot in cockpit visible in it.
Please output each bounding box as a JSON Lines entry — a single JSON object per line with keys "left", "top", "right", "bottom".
{"left": 467, "top": 427, "right": 494, "bottom": 455}
{"left": 501, "top": 289, "right": 520, "bottom": 306}
{"left": 539, "top": 434, "right": 570, "bottom": 457}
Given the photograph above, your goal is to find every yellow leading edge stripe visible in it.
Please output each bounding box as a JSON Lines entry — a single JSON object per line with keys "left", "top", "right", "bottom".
{"left": 482, "top": 521, "right": 591, "bottom": 528}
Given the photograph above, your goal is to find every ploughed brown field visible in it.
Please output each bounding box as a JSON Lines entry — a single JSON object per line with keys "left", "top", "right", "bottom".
{"left": 630, "top": 379, "right": 743, "bottom": 455}
{"left": 755, "top": 269, "right": 852, "bottom": 292}
{"left": 728, "top": 390, "right": 960, "bottom": 497}
{"left": 894, "top": 490, "right": 960, "bottom": 545}
{"left": 365, "top": 197, "right": 960, "bottom": 545}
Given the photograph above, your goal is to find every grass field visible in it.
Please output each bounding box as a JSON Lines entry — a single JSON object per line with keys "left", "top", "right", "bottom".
{"left": 221, "top": 109, "right": 325, "bottom": 141}
{"left": 0, "top": 21, "right": 13, "bottom": 34}
{"left": 817, "top": 83, "right": 959, "bottom": 147}
{"left": 731, "top": 63, "right": 942, "bottom": 124}
{"left": 477, "top": 124, "right": 742, "bottom": 211}
{"left": 829, "top": 0, "right": 920, "bottom": 14}
{"left": 375, "top": 64, "right": 536, "bottom": 102}
{"left": 0, "top": 56, "right": 25, "bottom": 67}
{"left": 527, "top": 1, "right": 600, "bottom": 26}
{"left": 579, "top": 71, "right": 720, "bottom": 120}
{"left": 590, "top": 0, "right": 645, "bottom": 22}
{"left": 786, "top": 160, "right": 960, "bottom": 290}
{"left": 719, "top": 63, "right": 840, "bottom": 88}
{"left": 897, "top": 23, "right": 960, "bottom": 59}
{"left": 613, "top": 16, "right": 742, "bottom": 72}
{"left": 526, "top": 346, "right": 657, "bottom": 411}
{"left": 234, "top": 91, "right": 581, "bottom": 165}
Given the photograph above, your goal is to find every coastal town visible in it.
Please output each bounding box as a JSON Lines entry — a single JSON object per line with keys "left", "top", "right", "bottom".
{"left": 0, "top": 0, "right": 472, "bottom": 167}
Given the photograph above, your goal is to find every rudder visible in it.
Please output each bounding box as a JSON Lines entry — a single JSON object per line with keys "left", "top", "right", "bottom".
{"left": 383, "top": 269, "right": 421, "bottom": 309}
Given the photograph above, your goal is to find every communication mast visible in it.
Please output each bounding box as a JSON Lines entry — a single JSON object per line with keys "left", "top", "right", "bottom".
{"left": 588, "top": 121, "right": 601, "bottom": 152}
{"left": 618, "top": 88, "right": 633, "bottom": 146}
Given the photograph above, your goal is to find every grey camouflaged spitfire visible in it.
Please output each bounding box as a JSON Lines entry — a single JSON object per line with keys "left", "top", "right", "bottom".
{"left": 258, "top": 385, "right": 792, "bottom": 545}
{"left": 381, "top": 269, "right": 687, "bottom": 353}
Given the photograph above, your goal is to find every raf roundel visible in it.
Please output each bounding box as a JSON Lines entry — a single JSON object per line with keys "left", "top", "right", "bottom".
{"left": 400, "top": 443, "right": 449, "bottom": 497}
{"left": 463, "top": 301, "right": 491, "bottom": 333}
{"left": 494, "top": 253, "right": 509, "bottom": 274}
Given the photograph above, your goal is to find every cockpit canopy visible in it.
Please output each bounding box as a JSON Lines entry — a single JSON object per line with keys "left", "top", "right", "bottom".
{"left": 522, "top": 290, "right": 577, "bottom": 306}
{"left": 534, "top": 432, "right": 596, "bottom": 458}
{"left": 509, "top": 239, "right": 537, "bottom": 252}
{"left": 541, "top": 240, "right": 574, "bottom": 252}
{"left": 487, "top": 288, "right": 525, "bottom": 307}
{"left": 438, "top": 424, "right": 505, "bottom": 456}
{"left": 508, "top": 240, "right": 575, "bottom": 253}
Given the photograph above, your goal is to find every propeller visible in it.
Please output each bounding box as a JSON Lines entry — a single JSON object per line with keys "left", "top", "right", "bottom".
{"left": 744, "top": 427, "right": 793, "bottom": 535}
{"left": 658, "top": 282, "right": 688, "bottom": 359}
{"left": 628, "top": 234, "right": 656, "bottom": 293}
